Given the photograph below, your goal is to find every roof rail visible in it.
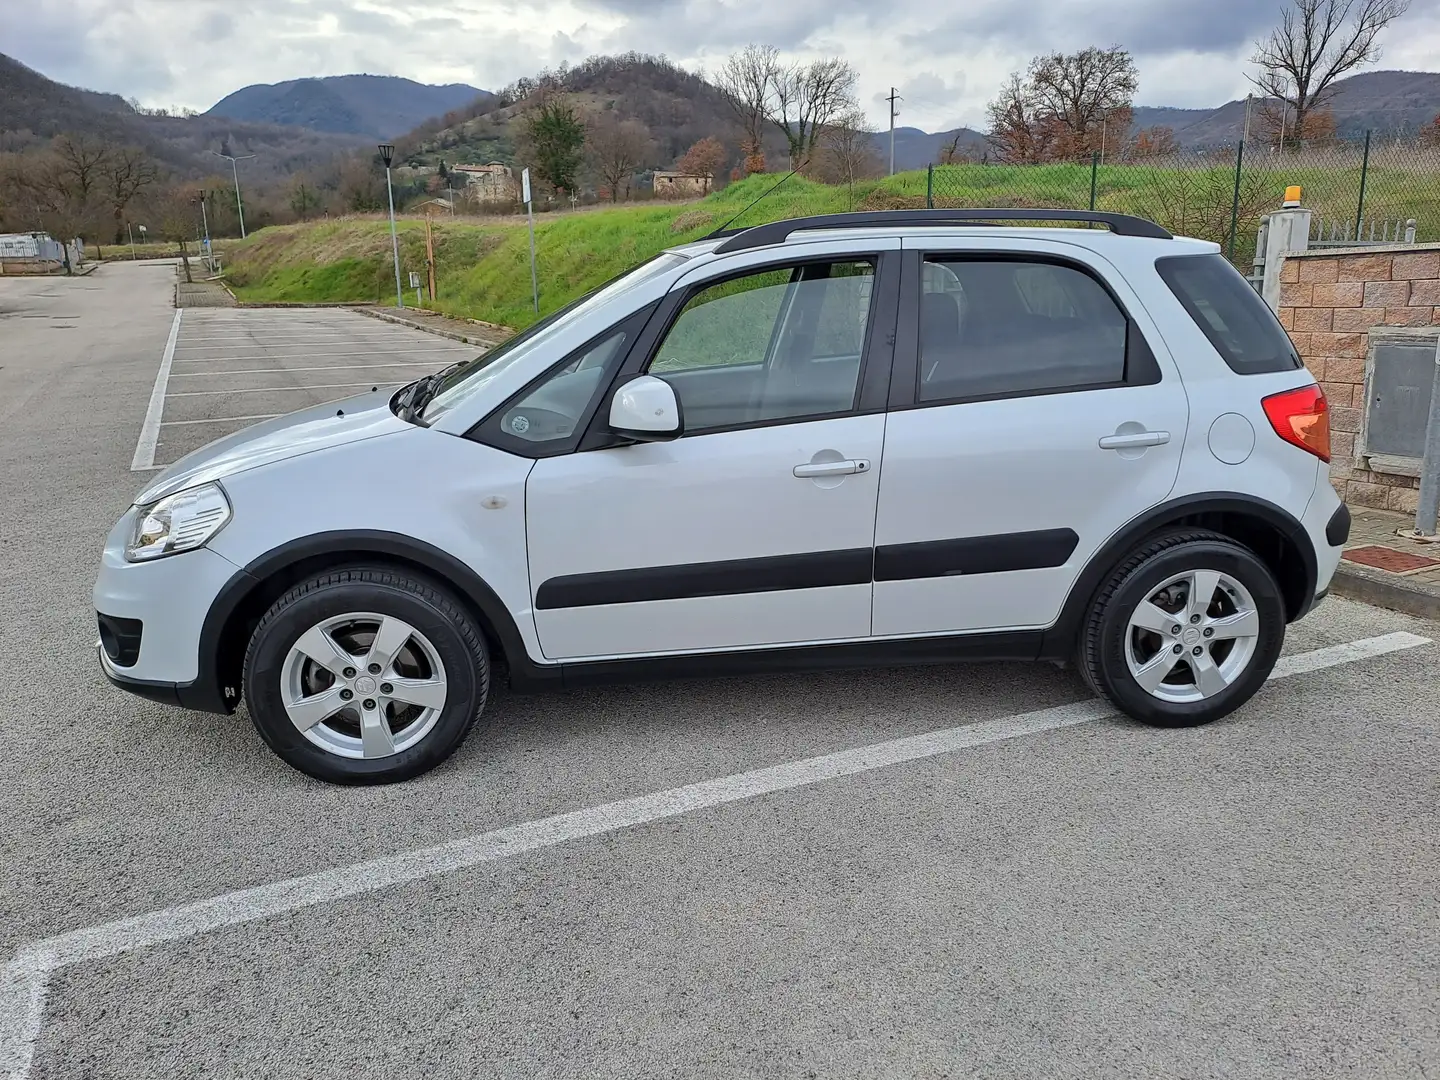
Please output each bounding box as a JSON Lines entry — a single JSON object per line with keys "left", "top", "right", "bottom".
{"left": 708, "top": 209, "right": 1173, "bottom": 253}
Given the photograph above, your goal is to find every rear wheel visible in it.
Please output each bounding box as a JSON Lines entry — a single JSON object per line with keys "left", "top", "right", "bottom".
{"left": 1079, "top": 530, "right": 1285, "bottom": 727}
{"left": 243, "top": 567, "right": 490, "bottom": 784}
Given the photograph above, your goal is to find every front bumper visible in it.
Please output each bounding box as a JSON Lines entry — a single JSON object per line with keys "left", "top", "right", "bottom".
{"left": 93, "top": 507, "right": 242, "bottom": 714}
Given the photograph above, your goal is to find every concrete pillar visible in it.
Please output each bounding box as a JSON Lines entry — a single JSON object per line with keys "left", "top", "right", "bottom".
{"left": 1261, "top": 206, "right": 1312, "bottom": 312}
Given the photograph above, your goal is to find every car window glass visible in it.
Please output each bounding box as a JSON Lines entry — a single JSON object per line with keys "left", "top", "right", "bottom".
{"left": 646, "top": 260, "right": 876, "bottom": 433}
{"left": 497, "top": 329, "right": 629, "bottom": 444}
{"left": 1155, "top": 253, "right": 1303, "bottom": 375}
{"left": 919, "top": 259, "right": 1127, "bottom": 402}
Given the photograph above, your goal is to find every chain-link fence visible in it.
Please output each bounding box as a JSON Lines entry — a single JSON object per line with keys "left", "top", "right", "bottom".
{"left": 915, "top": 135, "right": 1440, "bottom": 271}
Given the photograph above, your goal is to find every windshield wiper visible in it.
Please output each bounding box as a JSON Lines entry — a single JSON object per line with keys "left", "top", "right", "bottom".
{"left": 396, "top": 373, "right": 444, "bottom": 424}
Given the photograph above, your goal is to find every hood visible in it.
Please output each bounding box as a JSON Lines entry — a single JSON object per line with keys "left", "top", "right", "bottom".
{"left": 136, "top": 390, "right": 412, "bottom": 505}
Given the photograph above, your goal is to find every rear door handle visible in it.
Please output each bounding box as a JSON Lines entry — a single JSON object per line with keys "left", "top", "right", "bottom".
{"left": 794, "top": 459, "right": 870, "bottom": 478}
{"left": 1099, "top": 431, "right": 1170, "bottom": 450}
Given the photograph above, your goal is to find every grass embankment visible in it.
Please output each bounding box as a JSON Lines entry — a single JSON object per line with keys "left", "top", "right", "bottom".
{"left": 226, "top": 159, "right": 1440, "bottom": 331}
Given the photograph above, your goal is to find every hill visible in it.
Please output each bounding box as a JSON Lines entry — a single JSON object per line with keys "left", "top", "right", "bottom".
{"left": 399, "top": 54, "right": 795, "bottom": 174}
{"left": 206, "top": 74, "right": 492, "bottom": 139}
{"left": 0, "top": 52, "right": 368, "bottom": 181}
{"left": 1136, "top": 70, "right": 1440, "bottom": 147}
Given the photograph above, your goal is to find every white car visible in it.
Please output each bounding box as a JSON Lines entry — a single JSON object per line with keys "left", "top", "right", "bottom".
{"left": 95, "top": 209, "right": 1348, "bottom": 784}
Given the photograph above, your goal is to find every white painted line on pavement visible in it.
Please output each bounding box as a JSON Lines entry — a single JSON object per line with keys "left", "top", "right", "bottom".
{"left": 173, "top": 338, "right": 437, "bottom": 348}
{"left": 169, "top": 363, "right": 436, "bottom": 377}
{"left": 159, "top": 414, "right": 281, "bottom": 427}
{"left": 174, "top": 348, "right": 466, "bottom": 363}
{"left": 165, "top": 383, "right": 380, "bottom": 397}
{"left": 0, "top": 630, "right": 1429, "bottom": 1078}
{"left": 129, "top": 309, "right": 182, "bottom": 471}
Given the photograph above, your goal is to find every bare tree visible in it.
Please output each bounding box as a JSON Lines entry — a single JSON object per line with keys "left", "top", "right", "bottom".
{"left": 716, "top": 45, "right": 781, "bottom": 172}
{"left": 53, "top": 134, "right": 113, "bottom": 206}
{"left": 1027, "top": 46, "right": 1137, "bottom": 159}
{"left": 816, "top": 109, "right": 881, "bottom": 198}
{"left": 586, "top": 111, "right": 652, "bottom": 201}
{"left": 985, "top": 74, "right": 1056, "bottom": 164}
{"left": 1250, "top": 0, "right": 1411, "bottom": 147}
{"left": 100, "top": 147, "right": 160, "bottom": 243}
{"left": 768, "top": 57, "right": 860, "bottom": 169}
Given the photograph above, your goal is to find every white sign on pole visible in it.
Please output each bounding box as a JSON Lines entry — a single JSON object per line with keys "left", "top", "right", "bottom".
{"left": 521, "top": 167, "right": 532, "bottom": 206}
{"left": 408, "top": 271, "right": 421, "bottom": 289}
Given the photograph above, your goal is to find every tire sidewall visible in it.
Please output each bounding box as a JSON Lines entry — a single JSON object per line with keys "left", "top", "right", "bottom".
{"left": 245, "top": 578, "right": 486, "bottom": 783}
{"left": 1096, "top": 539, "right": 1285, "bottom": 725}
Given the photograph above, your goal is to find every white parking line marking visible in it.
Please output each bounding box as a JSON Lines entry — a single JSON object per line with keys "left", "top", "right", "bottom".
{"left": 168, "top": 363, "right": 436, "bottom": 376}
{"left": 129, "top": 310, "right": 182, "bottom": 471}
{"left": 165, "top": 383, "right": 380, "bottom": 397}
{"left": 159, "top": 414, "right": 281, "bottom": 426}
{"left": 173, "top": 349, "right": 467, "bottom": 363}
{"left": 173, "top": 339, "right": 446, "bottom": 348}
{"left": 0, "top": 630, "right": 1429, "bottom": 1078}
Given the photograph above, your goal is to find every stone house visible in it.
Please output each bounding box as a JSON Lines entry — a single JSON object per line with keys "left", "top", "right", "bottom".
{"left": 451, "top": 163, "right": 518, "bottom": 204}
{"left": 652, "top": 171, "right": 713, "bottom": 198}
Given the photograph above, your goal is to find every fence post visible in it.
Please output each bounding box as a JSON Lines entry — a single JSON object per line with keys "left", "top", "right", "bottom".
{"left": 925, "top": 164, "right": 934, "bottom": 209}
{"left": 1089, "top": 152, "right": 1099, "bottom": 211}
{"left": 1354, "top": 129, "right": 1372, "bottom": 242}
{"left": 1228, "top": 139, "right": 1245, "bottom": 263}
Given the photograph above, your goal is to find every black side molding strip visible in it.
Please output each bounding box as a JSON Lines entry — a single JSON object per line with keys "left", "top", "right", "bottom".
{"left": 875, "top": 529, "right": 1079, "bottom": 581}
{"left": 535, "top": 548, "right": 874, "bottom": 610}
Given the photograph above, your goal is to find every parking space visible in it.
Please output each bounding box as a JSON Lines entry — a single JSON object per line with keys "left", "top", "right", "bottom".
{"left": 3, "top": 263, "right": 1440, "bottom": 1079}
{"left": 134, "top": 309, "right": 478, "bottom": 469}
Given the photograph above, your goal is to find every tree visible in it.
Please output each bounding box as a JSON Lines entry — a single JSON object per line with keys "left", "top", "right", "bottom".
{"left": 1255, "top": 99, "right": 1340, "bottom": 148}
{"left": 676, "top": 136, "right": 727, "bottom": 179}
{"left": 768, "top": 57, "right": 860, "bottom": 168}
{"left": 587, "top": 111, "right": 651, "bottom": 201}
{"left": 716, "top": 45, "right": 780, "bottom": 173}
{"left": 99, "top": 146, "right": 159, "bottom": 243}
{"left": 518, "top": 93, "right": 587, "bottom": 196}
{"left": 815, "top": 110, "right": 881, "bottom": 196}
{"left": 289, "top": 179, "right": 321, "bottom": 220}
{"left": 1127, "top": 125, "right": 1180, "bottom": 159}
{"left": 154, "top": 186, "right": 202, "bottom": 283}
{"left": 985, "top": 73, "right": 1057, "bottom": 164}
{"left": 1421, "top": 113, "right": 1440, "bottom": 147}
{"left": 937, "top": 133, "right": 980, "bottom": 165}
{"left": 985, "top": 48, "right": 1137, "bottom": 163}
{"left": 1250, "top": 0, "right": 1411, "bottom": 149}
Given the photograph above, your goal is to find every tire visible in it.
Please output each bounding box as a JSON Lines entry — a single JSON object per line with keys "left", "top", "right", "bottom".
{"left": 1077, "top": 529, "right": 1286, "bottom": 728}
{"left": 243, "top": 566, "right": 490, "bottom": 784}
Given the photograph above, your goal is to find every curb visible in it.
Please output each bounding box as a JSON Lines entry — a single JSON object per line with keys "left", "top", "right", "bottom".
{"left": 355, "top": 307, "right": 508, "bottom": 346}
{"left": 1329, "top": 563, "right": 1440, "bottom": 622}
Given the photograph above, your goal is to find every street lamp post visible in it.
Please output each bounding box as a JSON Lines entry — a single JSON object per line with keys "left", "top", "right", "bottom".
{"left": 378, "top": 144, "right": 404, "bottom": 309}
{"left": 208, "top": 149, "right": 255, "bottom": 238}
{"left": 197, "top": 190, "right": 213, "bottom": 271}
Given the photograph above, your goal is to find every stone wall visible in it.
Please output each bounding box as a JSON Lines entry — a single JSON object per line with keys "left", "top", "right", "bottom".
{"left": 1277, "top": 245, "right": 1440, "bottom": 513}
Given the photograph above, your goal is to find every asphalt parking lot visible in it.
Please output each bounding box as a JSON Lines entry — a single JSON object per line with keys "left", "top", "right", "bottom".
{"left": 2, "top": 262, "right": 1439, "bottom": 1079}
{"left": 133, "top": 303, "right": 475, "bottom": 470}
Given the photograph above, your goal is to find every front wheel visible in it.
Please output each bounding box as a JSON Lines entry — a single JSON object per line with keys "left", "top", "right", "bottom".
{"left": 1078, "top": 530, "right": 1286, "bottom": 728}
{"left": 243, "top": 567, "right": 490, "bottom": 784}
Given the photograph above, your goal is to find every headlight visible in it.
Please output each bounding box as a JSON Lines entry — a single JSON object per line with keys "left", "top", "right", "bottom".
{"left": 126, "top": 483, "right": 232, "bottom": 562}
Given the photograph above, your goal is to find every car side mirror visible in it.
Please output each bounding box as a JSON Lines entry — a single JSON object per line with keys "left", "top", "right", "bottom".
{"left": 608, "top": 375, "right": 683, "bottom": 442}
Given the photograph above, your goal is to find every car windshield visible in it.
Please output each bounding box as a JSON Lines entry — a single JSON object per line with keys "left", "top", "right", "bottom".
{"left": 418, "top": 252, "right": 690, "bottom": 426}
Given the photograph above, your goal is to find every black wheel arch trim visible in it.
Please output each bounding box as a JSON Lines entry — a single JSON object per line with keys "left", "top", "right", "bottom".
{"left": 1039, "top": 492, "right": 1319, "bottom": 660}
{"left": 198, "top": 530, "right": 556, "bottom": 711}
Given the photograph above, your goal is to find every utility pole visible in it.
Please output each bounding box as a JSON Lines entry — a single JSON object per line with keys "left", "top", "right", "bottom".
{"left": 1244, "top": 92, "right": 1254, "bottom": 144}
{"left": 378, "top": 143, "right": 404, "bottom": 309}
{"left": 208, "top": 149, "right": 255, "bottom": 238}
{"left": 887, "top": 87, "right": 902, "bottom": 175}
{"left": 197, "top": 190, "right": 212, "bottom": 271}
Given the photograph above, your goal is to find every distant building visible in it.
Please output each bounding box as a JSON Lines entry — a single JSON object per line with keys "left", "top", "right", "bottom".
{"left": 451, "top": 163, "right": 518, "bottom": 203}
{"left": 0, "top": 232, "right": 83, "bottom": 273}
{"left": 652, "top": 171, "right": 713, "bottom": 198}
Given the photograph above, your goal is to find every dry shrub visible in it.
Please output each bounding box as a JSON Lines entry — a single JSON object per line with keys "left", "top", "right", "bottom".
{"left": 671, "top": 209, "right": 714, "bottom": 234}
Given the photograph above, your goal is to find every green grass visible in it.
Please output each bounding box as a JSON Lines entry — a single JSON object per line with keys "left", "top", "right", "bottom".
{"left": 225, "top": 156, "right": 1440, "bottom": 330}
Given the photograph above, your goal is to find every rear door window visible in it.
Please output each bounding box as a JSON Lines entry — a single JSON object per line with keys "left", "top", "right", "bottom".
{"left": 1155, "top": 254, "right": 1303, "bottom": 375}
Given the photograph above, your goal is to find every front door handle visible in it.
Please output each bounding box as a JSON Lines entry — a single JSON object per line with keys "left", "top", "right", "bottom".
{"left": 1099, "top": 430, "right": 1170, "bottom": 450}
{"left": 794, "top": 459, "right": 870, "bottom": 478}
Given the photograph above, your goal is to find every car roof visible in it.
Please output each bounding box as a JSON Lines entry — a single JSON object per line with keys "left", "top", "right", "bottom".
{"left": 668, "top": 226, "right": 1220, "bottom": 260}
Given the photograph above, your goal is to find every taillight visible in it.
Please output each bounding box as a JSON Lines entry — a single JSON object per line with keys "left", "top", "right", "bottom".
{"left": 1262, "top": 383, "right": 1331, "bottom": 463}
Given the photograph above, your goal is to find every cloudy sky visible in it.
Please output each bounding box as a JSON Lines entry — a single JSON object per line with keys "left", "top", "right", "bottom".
{"left": 7, "top": 0, "right": 1440, "bottom": 131}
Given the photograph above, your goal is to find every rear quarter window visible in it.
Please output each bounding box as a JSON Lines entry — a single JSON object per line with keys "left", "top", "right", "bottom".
{"left": 1155, "top": 254, "right": 1303, "bottom": 375}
